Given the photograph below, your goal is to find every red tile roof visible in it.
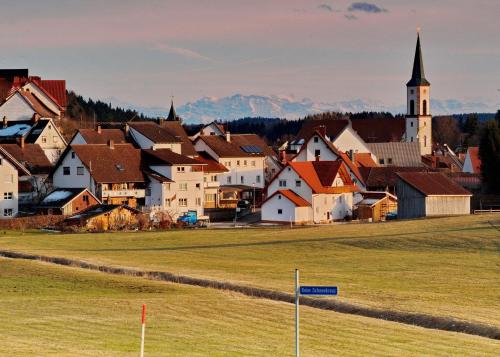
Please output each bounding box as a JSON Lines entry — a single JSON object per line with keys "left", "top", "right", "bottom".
{"left": 265, "top": 189, "right": 311, "bottom": 207}
{"left": 159, "top": 121, "right": 197, "bottom": 156}
{"left": 40, "top": 80, "right": 67, "bottom": 107}
{"left": 466, "top": 147, "right": 481, "bottom": 174}
{"left": 0, "top": 143, "right": 52, "bottom": 174}
{"left": 195, "top": 151, "right": 228, "bottom": 173}
{"left": 77, "top": 128, "right": 126, "bottom": 144}
{"left": 354, "top": 153, "right": 378, "bottom": 168}
{"left": 397, "top": 172, "right": 472, "bottom": 196}
{"left": 129, "top": 122, "right": 181, "bottom": 143}
{"left": 71, "top": 144, "right": 145, "bottom": 183}
{"left": 360, "top": 166, "right": 432, "bottom": 189}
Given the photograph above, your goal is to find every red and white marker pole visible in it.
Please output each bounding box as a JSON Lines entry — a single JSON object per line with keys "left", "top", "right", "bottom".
{"left": 140, "top": 304, "right": 146, "bottom": 357}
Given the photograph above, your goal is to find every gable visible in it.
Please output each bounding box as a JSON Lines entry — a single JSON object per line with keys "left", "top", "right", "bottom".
{"left": 0, "top": 92, "right": 36, "bottom": 122}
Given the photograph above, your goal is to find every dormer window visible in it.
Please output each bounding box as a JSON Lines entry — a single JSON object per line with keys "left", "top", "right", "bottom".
{"left": 116, "top": 164, "right": 124, "bottom": 171}
{"left": 313, "top": 136, "right": 319, "bottom": 143}
{"left": 71, "top": 152, "right": 76, "bottom": 159}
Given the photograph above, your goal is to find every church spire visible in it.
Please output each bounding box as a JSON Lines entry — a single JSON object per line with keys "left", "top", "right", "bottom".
{"left": 407, "top": 32, "right": 430, "bottom": 86}
{"left": 167, "top": 97, "right": 178, "bottom": 121}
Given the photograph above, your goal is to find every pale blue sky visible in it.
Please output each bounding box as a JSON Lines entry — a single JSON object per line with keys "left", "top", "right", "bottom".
{"left": 0, "top": 0, "right": 499, "bottom": 108}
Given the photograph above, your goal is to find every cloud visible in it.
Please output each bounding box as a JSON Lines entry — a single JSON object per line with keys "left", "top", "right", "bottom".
{"left": 348, "top": 2, "right": 387, "bottom": 13}
{"left": 318, "top": 4, "right": 333, "bottom": 12}
{"left": 152, "top": 43, "right": 214, "bottom": 62}
{"left": 344, "top": 14, "right": 358, "bottom": 20}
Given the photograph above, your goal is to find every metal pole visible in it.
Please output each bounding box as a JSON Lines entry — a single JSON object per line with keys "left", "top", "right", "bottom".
{"left": 140, "top": 304, "right": 146, "bottom": 357}
{"left": 295, "top": 269, "right": 299, "bottom": 357}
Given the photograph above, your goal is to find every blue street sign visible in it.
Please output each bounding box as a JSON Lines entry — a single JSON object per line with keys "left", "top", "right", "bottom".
{"left": 299, "top": 286, "right": 338, "bottom": 296}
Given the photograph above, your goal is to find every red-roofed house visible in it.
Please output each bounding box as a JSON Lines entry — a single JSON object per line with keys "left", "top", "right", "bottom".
{"left": 463, "top": 147, "right": 481, "bottom": 174}
{"left": 262, "top": 160, "right": 358, "bottom": 224}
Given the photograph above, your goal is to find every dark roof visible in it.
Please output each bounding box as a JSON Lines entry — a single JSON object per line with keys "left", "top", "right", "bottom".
{"left": 197, "top": 135, "right": 266, "bottom": 157}
{"left": 77, "top": 128, "right": 126, "bottom": 144}
{"left": 351, "top": 118, "right": 406, "bottom": 143}
{"left": 24, "top": 119, "right": 50, "bottom": 143}
{"left": 167, "top": 100, "right": 179, "bottom": 121}
{"left": 143, "top": 148, "right": 204, "bottom": 166}
{"left": 18, "top": 90, "right": 58, "bottom": 118}
{"left": 159, "top": 121, "right": 197, "bottom": 156}
{"left": 0, "top": 69, "right": 28, "bottom": 81}
{"left": 360, "top": 166, "right": 432, "bottom": 189}
{"left": 71, "top": 144, "right": 145, "bottom": 183}
{"left": 0, "top": 145, "right": 31, "bottom": 175}
{"left": 38, "top": 188, "right": 92, "bottom": 208}
{"left": 397, "top": 172, "right": 471, "bottom": 196}
{"left": 64, "top": 204, "right": 140, "bottom": 222}
{"left": 294, "top": 119, "right": 349, "bottom": 142}
{"left": 195, "top": 151, "right": 228, "bottom": 173}
{"left": 407, "top": 34, "right": 430, "bottom": 87}
{"left": 0, "top": 143, "right": 52, "bottom": 174}
{"left": 129, "top": 122, "right": 181, "bottom": 144}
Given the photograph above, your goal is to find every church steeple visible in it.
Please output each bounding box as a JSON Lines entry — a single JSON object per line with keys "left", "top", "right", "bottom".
{"left": 407, "top": 33, "right": 430, "bottom": 86}
{"left": 167, "top": 98, "right": 178, "bottom": 121}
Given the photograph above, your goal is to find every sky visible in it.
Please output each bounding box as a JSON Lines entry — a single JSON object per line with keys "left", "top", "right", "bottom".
{"left": 1, "top": 0, "right": 499, "bottom": 108}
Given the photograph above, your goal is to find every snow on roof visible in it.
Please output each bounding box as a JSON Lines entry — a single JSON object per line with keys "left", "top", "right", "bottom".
{"left": 42, "top": 190, "right": 74, "bottom": 203}
{"left": 0, "top": 124, "right": 31, "bottom": 137}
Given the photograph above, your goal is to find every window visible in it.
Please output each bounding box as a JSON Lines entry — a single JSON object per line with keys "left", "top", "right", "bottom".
{"left": 256, "top": 175, "right": 261, "bottom": 183}
{"left": 41, "top": 136, "right": 47, "bottom": 143}
{"left": 410, "top": 89, "right": 414, "bottom": 94}
{"left": 278, "top": 209, "right": 283, "bottom": 215}
{"left": 63, "top": 166, "right": 70, "bottom": 175}
{"left": 379, "top": 159, "right": 385, "bottom": 165}
{"left": 410, "top": 121, "right": 413, "bottom": 127}
{"left": 77, "top": 166, "right": 84, "bottom": 175}
{"left": 278, "top": 195, "right": 282, "bottom": 200}
{"left": 388, "top": 158, "right": 393, "bottom": 165}
{"left": 196, "top": 197, "right": 201, "bottom": 206}
{"left": 204, "top": 176, "right": 207, "bottom": 183}
{"left": 314, "top": 149, "right": 320, "bottom": 157}
{"left": 177, "top": 167, "right": 185, "bottom": 172}
{"left": 410, "top": 100, "right": 415, "bottom": 115}
{"left": 243, "top": 160, "right": 247, "bottom": 166}
{"left": 424, "top": 135, "right": 427, "bottom": 147}
{"left": 251, "top": 160, "right": 256, "bottom": 167}
{"left": 211, "top": 175, "right": 217, "bottom": 182}
{"left": 410, "top": 136, "right": 414, "bottom": 142}
{"left": 164, "top": 183, "right": 171, "bottom": 191}
{"left": 240, "top": 176, "right": 244, "bottom": 184}
{"left": 227, "top": 176, "right": 232, "bottom": 184}
{"left": 313, "top": 136, "right": 319, "bottom": 143}
{"left": 423, "top": 100, "right": 428, "bottom": 115}
{"left": 295, "top": 180, "right": 301, "bottom": 187}
{"left": 4, "top": 192, "right": 13, "bottom": 200}
{"left": 179, "top": 198, "right": 187, "bottom": 206}
{"left": 179, "top": 183, "right": 188, "bottom": 191}
{"left": 83, "top": 195, "right": 89, "bottom": 203}
{"left": 225, "top": 161, "right": 231, "bottom": 167}
{"left": 196, "top": 183, "right": 201, "bottom": 189}
{"left": 279, "top": 179, "right": 287, "bottom": 187}
{"left": 3, "top": 209, "right": 13, "bottom": 217}
{"left": 71, "top": 152, "right": 76, "bottom": 159}
{"left": 53, "top": 136, "right": 58, "bottom": 143}
{"left": 165, "top": 198, "right": 171, "bottom": 207}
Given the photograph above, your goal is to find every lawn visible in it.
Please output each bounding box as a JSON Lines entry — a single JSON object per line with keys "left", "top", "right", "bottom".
{"left": 0, "top": 214, "right": 499, "bottom": 328}
{"left": 1, "top": 258, "right": 499, "bottom": 356}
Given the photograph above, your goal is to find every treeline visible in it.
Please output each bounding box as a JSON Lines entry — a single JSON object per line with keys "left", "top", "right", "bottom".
{"left": 478, "top": 111, "right": 500, "bottom": 193}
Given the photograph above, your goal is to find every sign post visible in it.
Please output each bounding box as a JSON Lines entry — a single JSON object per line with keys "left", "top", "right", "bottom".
{"left": 140, "top": 304, "right": 146, "bottom": 357}
{"left": 294, "top": 269, "right": 338, "bottom": 357}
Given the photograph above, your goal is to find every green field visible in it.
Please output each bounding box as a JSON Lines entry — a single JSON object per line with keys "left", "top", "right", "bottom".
{"left": 0, "top": 214, "right": 499, "bottom": 355}
{"left": 1, "top": 258, "right": 499, "bottom": 356}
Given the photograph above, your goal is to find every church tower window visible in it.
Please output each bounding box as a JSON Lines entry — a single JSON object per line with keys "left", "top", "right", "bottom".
{"left": 410, "top": 100, "right": 415, "bottom": 115}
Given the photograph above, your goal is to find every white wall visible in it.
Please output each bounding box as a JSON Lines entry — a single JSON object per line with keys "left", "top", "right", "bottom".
{"left": 406, "top": 85, "right": 432, "bottom": 155}
{"left": 463, "top": 152, "right": 475, "bottom": 173}
{"left": 70, "top": 132, "right": 87, "bottom": 145}
{"left": 0, "top": 92, "right": 35, "bottom": 122}
{"left": 129, "top": 127, "right": 181, "bottom": 153}
{"left": 52, "top": 150, "right": 95, "bottom": 193}
{"left": 293, "top": 136, "right": 339, "bottom": 162}
{"left": 266, "top": 166, "right": 313, "bottom": 201}
{"left": 261, "top": 193, "right": 312, "bottom": 223}
{"left": 311, "top": 193, "right": 353, "bottom": 223}
{"left": 0, "top": 156, "right": 18, "bottom": 218}
{"left": 23, "top": 83, "right": 61, "bottom": 116}
{"left": 333, "top": 128, "right": 372, "bottom": 155}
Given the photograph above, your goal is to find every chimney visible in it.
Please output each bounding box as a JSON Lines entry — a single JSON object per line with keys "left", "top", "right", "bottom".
{"left": 97, "top": 125, "right": 102, "bottom": 134}
{"left": 18, "top": 136, "right": 25, "bottom": 149}
{"left": 226, "top": 131, "right": 231, "bottom": 142}
{"left": 108, "top": 139, "right": 114, "bottom": 149}
{"left": 124, "top": 123, "right": 129, "bottom": 136}
{"left": 280, "top": 150, "right": 287, "bottom": 164}
{"left": 2, "top": 116, "right": 7, "bottom": 128}
{"left": 32, "top": 113, "right": 40, "bottom": 123}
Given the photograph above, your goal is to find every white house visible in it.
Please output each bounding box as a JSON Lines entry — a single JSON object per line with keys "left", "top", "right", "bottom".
{"left": 0, "top": 146, "right": 28, "bottom": 218}
{"left": 194, "top": 151, "right": 229, "bottom": 208}
{"left": 190, "top": 122, "right": 226, "bottom": 141}
{"left": 143, "top": 148, "right": 206, "bottom": 218}
{"left": 262, "top": 160, "right": 358, "bottom": 224}
{"left": 0, "top": 89, "right": 60, "bottom": 122}
{"left": 24, "top": 118, "right": 67, "bottom": 163}
{"left": 128, "top": 122, "right": 182, "bottom": 153}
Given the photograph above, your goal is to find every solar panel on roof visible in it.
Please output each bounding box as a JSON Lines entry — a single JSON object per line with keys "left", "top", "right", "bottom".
{"left": 240, "top": 145, "right": 262, "bottom": 153}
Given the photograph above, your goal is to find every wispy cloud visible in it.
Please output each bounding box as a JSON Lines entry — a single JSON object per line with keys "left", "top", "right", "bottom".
{"left": 348, "top": 2, "right": 387, "bottom": 13}
{"left": 152, "top": 43, "right": 214, "bottom": 62}
{"left": 318, "top": 4, "right": 333, "bottom": 12}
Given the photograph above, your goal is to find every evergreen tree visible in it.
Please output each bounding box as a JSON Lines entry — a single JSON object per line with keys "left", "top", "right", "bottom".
{"left": 478, "top": 120, "right": 500, "bottom": 193}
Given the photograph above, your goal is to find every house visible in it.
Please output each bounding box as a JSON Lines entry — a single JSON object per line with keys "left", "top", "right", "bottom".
{"left": 367, "top": 142, "right": 422, "bottom": 167}
{"left": 396, "top": 172, "right": 472, "bottom": 219}
{"left": 190, "top": 121, "right": 226, "bottom": 141}
{"left": 128, "top": 122, "right": 182, "bottom": 152}
{"left": 62, "top": 204, "right": 141, "bottom": 231}
{"left": 463, "top": 147, "right": 481, "bottom": 174}
{"left": 194, "top": 132, "right": 266, "bottom": 189}
{"left": 0, "top": 146, "right": 29, "bottom": 218}
{"left": 142, "top": 148, "right": 206, "bottom": 218}
{"left": 351, "top": 117, "right": 406, "bottom": 143}
{"left": 69, "top": 125, "right": 126, "bottom": 145}
{"left": 262, "top": 160, "right": 358, "bottom": 224}
{"left": 158, "top": 120, "right": 197, "bottom": 157}
{"left": 1, "top": 140, "right": 53, "bottom": 205}
{"left": 357, "top": 192, "right": 397, "bottom": 222}
{"left": 38, "top": 188, "right": 100, "bottom": 215}
{"left": 0, "top": 88, "right": 60, "bottom": 122}
{"left": 194, "top": 151, "right": 228, "bottom": 208}
{"left": 51, "top": 142, "right": 146, "bottom": 208}
{"left": 24, "top": 118, "right": 67, "bottom": 163}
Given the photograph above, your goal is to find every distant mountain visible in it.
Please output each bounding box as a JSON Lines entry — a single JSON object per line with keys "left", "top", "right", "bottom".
{"left": 105, "top": 94, "right": 499, "bottom": 124}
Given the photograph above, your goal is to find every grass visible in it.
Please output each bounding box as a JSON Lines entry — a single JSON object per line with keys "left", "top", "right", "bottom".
{"left": 1, "top": 257, "right": 499, "bottom": 356}
{"left": 0, "top": 214, "right": 499, "bottom": 329}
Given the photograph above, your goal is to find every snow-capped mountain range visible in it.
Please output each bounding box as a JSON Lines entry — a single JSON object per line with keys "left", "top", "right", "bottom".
{"left": 107, "top": 94, "right": 499, "bottom": 124}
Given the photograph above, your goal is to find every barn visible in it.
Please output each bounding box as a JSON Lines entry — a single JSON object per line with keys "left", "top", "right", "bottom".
{"left": 357, "top": 192, "right": 397, "bottom": 222}
{"left": 396, "top": 172, "right": 472, "bottom": 219}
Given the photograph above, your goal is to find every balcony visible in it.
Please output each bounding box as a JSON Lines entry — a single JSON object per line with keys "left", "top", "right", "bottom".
{"left": 101, "top": 188, "right": 146, "bottom": 198}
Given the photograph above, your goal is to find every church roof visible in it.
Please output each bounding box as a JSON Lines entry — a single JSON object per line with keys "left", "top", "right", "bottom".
{"left": 407, "top": 34, "right": 430, "bottom": 87}
{"left": 167, "top": 100, "right": 178, "bottom": 121}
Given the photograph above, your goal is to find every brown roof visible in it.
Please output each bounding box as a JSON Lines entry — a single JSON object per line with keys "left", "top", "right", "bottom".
{"left": 196, "top": 135, "right": 266, "bottom": 158}
{"left": 143, "top": 149, "right": 204, "bottom": 166}
{"left": 294, "top": 119, "right": 349, "bottom": 142}
{"left": 397, "top": 172, "right": 472, "bottom": 196}
{"left": 78, "top": 128, "right": 126, "bottom": 144}
{"left": 18, "top": 90, "right": 58, "bottom": 118}
{"left": 351, "top": 118, "right": 406, "bottom": 143}
{"left": 159, "top": 121, "right": 197, "bottom": 156}
{"left": 195, "top": 151, "right": 228, "bottom": 173}
{"left": 0, "top": 143, "right": 52, "bottom": 174}
{"left": 354, "top": 153, "right": 378, "bottom": 168}
{"left": 71, "top": 144, "right": 145, "bottom": 183}
{"left": 229, "top": 134, "right": 276, "bottom": 157}
{"left": 264, "top": 189, "right": 311, "bottom": 207}
{"left": 129, "top": 122, "right": 180, "bottom": 143}
{"left": 361, "top": 166, "right": 432, "bottom": 189}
